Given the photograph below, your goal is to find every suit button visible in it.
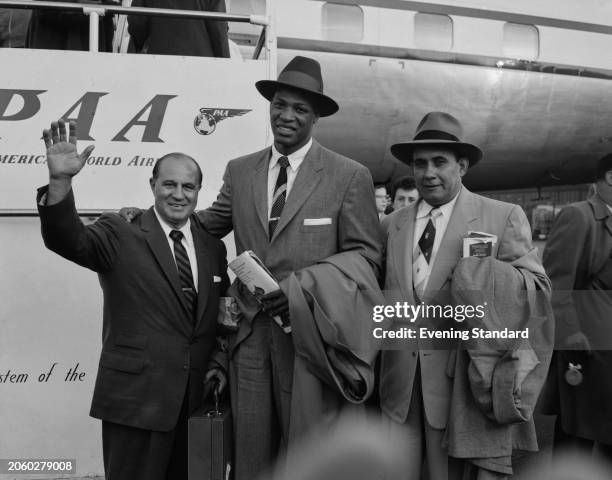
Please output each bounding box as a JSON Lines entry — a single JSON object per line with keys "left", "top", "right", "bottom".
{"left": 412, "top": 352, "right": 417, "bottom": 357}
{"left": 183, "top": 364, "right": 188, "bottom": 370}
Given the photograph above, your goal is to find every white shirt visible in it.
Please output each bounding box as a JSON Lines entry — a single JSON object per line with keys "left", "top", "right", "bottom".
{"left": 267, "top": 138, "right": 313, "bottom": 218}
{"left": 153, "top": 208, "right": 198, "bottom": 291}
{"left": 413, "top": 189, "right": 461, "bottom": 287}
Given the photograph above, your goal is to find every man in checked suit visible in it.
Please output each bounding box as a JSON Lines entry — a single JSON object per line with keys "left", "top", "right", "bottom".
{"left": 37, "top": 120, "right": 229, "bottom": 480}
{"left": 196, "top": 56, "right": 383, "bottom": 479}
{"left": 379, "top": 112, "right": 549, "bottom": 479}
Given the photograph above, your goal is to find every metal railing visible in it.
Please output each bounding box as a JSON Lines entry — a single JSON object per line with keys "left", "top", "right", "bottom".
{"left": 0, "top": 0, "right": 270, "bottom": 57}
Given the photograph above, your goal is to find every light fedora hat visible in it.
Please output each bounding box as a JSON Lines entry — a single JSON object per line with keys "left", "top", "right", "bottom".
{"left": 255, "top": 56, "right": 339, "bottom": 117}
{"left": 391, "top": 112, "right": 483, "bottom": 166}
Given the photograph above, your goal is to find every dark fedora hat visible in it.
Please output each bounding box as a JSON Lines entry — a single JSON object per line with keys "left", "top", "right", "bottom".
{"left": 255, "top": 56, "right": 339, "bottom": 117}
{"left": 391, "top": 112, "right": 483, "bottom": 166}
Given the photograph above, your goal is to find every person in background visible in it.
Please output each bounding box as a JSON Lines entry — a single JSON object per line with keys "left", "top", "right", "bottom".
{"left": 26, "top": 0, "right": 115, "bottom": 51}
{"left": 391, "top": 175, "right": 419, "bottom": 211}
{"left": 374, "top": 183, "right": 389, "bottom": 220}
{"left": 128, "top": 0, "right": 229, "bottom": 57}
{"left": 541, "top": 153, "right": 612, "bottom": 465}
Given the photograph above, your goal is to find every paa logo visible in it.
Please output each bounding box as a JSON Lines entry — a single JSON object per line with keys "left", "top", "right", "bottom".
{"left": 194, "top": 108, "right": 251, "bottom": 135}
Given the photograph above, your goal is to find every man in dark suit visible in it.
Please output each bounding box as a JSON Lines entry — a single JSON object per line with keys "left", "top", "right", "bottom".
{"left": 380, "top": 112, "right": 549, "bottom": 479}
{"left": 27, "top": 0, "right": 115, "bottom": 52}
{"left": 37, "top": 119, "right": 229, "bottom": 480}
{"left": 128, "top": 0, "right": 230, "bottom": 57}
{"left": 542, "top": 153, "right": 612, "bottom": 462}
{"left": 197, "top": 56, "right": 383, "bottom": 479}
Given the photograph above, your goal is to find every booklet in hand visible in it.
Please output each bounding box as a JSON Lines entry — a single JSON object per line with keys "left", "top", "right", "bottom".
{"left": 462, "top": 231, "right": 497, "bottom": 258}
{"left": 228, "top": 251, "right": 291, "bottom": 333}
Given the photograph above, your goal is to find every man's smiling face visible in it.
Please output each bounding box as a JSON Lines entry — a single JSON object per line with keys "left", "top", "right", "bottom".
{"left": 411, "top": 148, "right": 468, "bottom": 206}
{"left": 270, "top": 88, "right": 319, "bottom": 155}
{"left": 150, "top": 155, "right": 201, "bottom": 228}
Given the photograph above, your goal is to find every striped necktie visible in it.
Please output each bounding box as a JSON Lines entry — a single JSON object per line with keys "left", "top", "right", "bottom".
{"left": 269, "top": 156, "right": 290, "bottom": 239}
{"left": 169, "top": 229, "right": 197, "bottom": 321}
{"left": 413, "top": 207, "right": 441, "bottom": 295}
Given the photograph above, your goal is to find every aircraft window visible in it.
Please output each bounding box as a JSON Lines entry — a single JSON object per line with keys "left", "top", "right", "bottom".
{"left": 414, "top": 13, "right": 453, "bottom": 51}
{"left": 322, "top": 3, "right": 364, "bottom": 42}
{"left": 503, "top": 23, "right": 539, "bottom": 60}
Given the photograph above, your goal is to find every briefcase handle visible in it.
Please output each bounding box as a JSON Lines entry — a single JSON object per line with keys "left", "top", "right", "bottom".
{"left": 204, "top": 380, "right": 223, "bottom": 417}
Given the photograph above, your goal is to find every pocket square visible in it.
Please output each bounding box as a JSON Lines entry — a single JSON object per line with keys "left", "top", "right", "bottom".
{"left": 303, "top": 218, "right": 332, "bottom": 226}
{"left": 213, "top": 276, "right": 222, "bottom": 283}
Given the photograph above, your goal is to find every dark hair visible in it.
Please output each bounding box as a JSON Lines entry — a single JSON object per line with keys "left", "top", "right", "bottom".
{"left": 391, "top": 176, "right": 416, "bottom": 200}
{"left": 152, "top": 153, "right": 202, "bottom": 185}
{"left": 374, "top": 183, "right": 387, "bottom": 191}
{"left": 596, "top": 153, "right": 612, "bottom": 181}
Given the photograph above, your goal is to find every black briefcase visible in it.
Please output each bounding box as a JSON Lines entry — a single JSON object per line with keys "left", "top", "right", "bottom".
{"left": 188, "top": 387, "right": 233, "bottom": 480}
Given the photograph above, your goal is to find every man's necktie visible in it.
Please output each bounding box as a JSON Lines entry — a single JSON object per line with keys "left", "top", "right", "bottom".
{"left": 169, "top": 230, "right": 197, "bottom": 321}
{"left": 269, "top": 156, "right": 290, "bottom": 239}
{"left": 413, "top": 207, "right": 441, "bottom": 294}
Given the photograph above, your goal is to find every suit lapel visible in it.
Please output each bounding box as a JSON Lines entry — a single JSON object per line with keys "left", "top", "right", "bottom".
{"left": 192, "top": 225, "right": 212, "bottom": 330}
{"left": 141, "top": 209, "right": 190, "bottom": 319}
{"left": 252, "top": 149, "right": 271, "bottom": 235}
{"left": 270, "top": 140, "right": 323, "bottom": 241}
{"left": 424, "top": 188, "right": 478, "bottom": 301}
{"left": 590, "top": 194, "right": 612, "bottom": 237}
{"left": 390, "top": 208, "right": 417, "bottom": 298}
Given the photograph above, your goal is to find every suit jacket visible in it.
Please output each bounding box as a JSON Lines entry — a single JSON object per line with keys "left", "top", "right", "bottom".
{"left": 37, "top": 188, "right": 229, "bottom": 432}
{"left": 380, "top": 187, "right": 547, "bottom": 430}
{"left": 128, "top": 0, "right": 230, "bottom": 57}
{"left": 541, "top": 193, "right": 612, "bottom": 442}
{"left": 197, "top": 139, "right": 383, "bottom": 353}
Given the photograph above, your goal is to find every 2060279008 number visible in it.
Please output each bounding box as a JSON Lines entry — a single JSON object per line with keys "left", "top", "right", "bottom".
{"left": 0, "top": 459, "right": 76, "bottom": 474}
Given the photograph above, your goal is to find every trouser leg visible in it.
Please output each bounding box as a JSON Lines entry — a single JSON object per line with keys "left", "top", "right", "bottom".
{"left": 231, "top": 316, "right": 278, "bottom": 480}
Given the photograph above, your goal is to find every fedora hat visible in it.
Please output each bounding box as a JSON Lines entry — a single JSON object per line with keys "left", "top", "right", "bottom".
{"left": 391, "top": 112, "right": 483, "bottom": 166}
{"left": 255, "top": 56, "right": 339, "bottom": 117}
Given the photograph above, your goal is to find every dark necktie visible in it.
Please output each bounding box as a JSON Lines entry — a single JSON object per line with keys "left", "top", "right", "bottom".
{"left": 269, "top": 156, "right": 290, "bottom": 239}
{"left": 169, "top": 230, "right": 197, "bottom": 321}
{"left": 413, "top": 207, "right": 441, "bottom": 294}
{"left": 418, "top": 214, "right": 437, "bottom": 264}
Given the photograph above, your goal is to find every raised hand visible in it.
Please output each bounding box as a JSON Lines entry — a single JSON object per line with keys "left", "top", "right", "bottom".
{"left": 43, "top": 119, "right": 94, "bottom": 181}
{"left": 42, "top": 119, "right": 95, "bottom": 205}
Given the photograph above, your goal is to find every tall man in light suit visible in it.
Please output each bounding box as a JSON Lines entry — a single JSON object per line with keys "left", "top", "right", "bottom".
{"left": 198, "top": 56, "right": 383, "bottom": 479}
{"left": 37, "top": 120, "right": 229, "bottom": 480}
{"left": 380, "top": 112, "right": 548, "bottom": 479}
